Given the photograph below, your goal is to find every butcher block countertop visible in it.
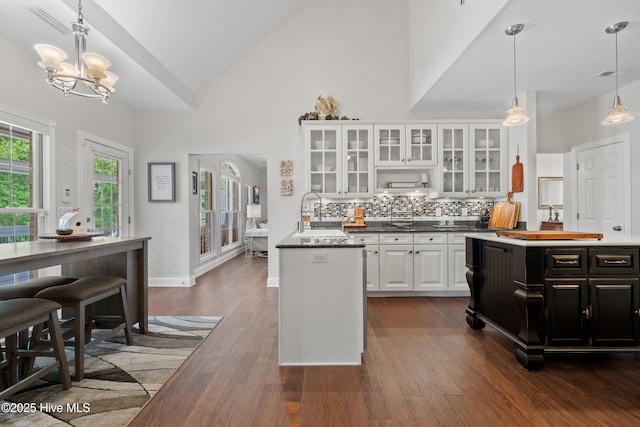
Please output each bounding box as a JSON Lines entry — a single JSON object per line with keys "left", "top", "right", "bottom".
{"left": 466, "top": 232, "right": 640, "bottom": 247}
{"left": 495, "top": 230, "right": 603, "bottom": 240}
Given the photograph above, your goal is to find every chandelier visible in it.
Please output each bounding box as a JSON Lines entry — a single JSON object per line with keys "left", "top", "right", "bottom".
{"left": 33, "top": 0, "right": 117, "bottom": 103}
{"left": 502, "top": 24, "right": 529, "bottom": 127}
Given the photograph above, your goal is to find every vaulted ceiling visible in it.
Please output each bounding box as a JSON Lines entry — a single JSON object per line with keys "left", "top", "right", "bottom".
{"left": 1, "top": 0, "right": 639, "bottom": 115}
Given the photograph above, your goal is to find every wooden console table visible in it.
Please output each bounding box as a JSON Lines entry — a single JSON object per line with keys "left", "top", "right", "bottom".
{"left": 0, "top": 236, "right": 150, "bottom": 333}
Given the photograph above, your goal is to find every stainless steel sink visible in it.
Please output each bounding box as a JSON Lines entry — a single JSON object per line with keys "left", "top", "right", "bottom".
{"left": 431, "top": 224, "right": 469, "bottom": 230}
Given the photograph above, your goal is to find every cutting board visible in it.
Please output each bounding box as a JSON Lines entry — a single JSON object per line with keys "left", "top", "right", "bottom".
{"left": 512, "top": 154, "right": 523, "bottom": 192}
{"left": 495, "top": 230, "right": 603, "bottom": 240}
{"left": 488, "top": 192, "right": 520, "bottom": 229}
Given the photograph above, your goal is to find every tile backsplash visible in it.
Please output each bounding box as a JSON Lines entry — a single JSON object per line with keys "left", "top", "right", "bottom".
{"left": 312, "top": 195, "right": 494, "bottom": 220}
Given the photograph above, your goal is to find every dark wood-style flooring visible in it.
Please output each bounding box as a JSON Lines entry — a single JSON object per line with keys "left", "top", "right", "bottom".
{"left": 130, "top": 254, "right": 640, "bottom": 427}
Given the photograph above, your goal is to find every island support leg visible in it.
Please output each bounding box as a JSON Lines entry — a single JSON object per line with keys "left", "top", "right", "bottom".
{"left": 465, "top": 266, "right": 485, "bottom": 330}
{"left": 514, "top": 282, "right": 545, "bottom": 370}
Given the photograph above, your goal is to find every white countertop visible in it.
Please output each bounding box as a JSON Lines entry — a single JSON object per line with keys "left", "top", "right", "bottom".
{"left": 464, "top": 232, "right": 640, "bottom": 247}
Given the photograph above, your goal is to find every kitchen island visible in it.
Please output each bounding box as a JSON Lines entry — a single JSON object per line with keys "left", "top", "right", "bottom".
{"left": 465, "top": 232, "right": 640, "bottom": 370}
{"left": 277, "top": 230, "right": 365, "bottom": 365}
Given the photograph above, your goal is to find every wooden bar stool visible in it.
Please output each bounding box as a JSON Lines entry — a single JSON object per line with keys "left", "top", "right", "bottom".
{"left": 0, "top": 298, "right": 71, "bottom": 399}
{"left": 35, "top": 276, "right": 133, "bottom": 381}
{"left": 0, "top": 276, "right": 77, "bottom": 300}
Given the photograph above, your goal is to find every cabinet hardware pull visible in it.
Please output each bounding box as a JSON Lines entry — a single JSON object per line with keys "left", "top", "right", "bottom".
{"left": 635, "top": 309, "right": 640, "bottom": 317}
{"left": 409, "top": 250, "right": 413, "bottom": 254}
{"left": 415, "top": 251, "right": 420, "bottom": 254}
{"left": 555, "top": 259, "right": 579, "bottom": 266}
{"left": 582, "top": 308, "right": 590, "bottom": 319}
{"left": 613, "top": 225, "right": 622, "bottom": 231}
{"left": 602, "top": 259, "right": 627, "bottom": 265}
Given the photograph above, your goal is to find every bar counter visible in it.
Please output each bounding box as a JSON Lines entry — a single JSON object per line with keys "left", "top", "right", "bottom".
{"left": 0, "top": 236, "right": 150, "bottom": 332}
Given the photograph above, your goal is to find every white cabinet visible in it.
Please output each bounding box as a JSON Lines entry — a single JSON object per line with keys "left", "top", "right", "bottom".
{"left": 379, "top": 233, "right": 413, "bottom": 291}
{"left": 414, "top": 233, "right": 448, "bottom": 291}
{"left": 374, "top": 124, "right": 437, "bottom": 166}
{"left": 357, "top": 233, "right": 380, "bottom": 291}
{"left": 364, "top": 231, "right": 470, "bottom": 296}
{"left": 438, "top": 123, "right": 507, "bottom": 197}
{"left": 447, "top": 234, "right": 469, "bottom": 293}
{"left": 305, "top": 123, "right": 373, "bottom": 197}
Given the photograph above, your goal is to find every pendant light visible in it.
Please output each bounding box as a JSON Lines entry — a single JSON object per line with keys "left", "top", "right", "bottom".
{"left": 503, "top": 24, "right": 529, "bottom": 127}
{"left": 601, "top": 21, "right": 633, "bottom": 125}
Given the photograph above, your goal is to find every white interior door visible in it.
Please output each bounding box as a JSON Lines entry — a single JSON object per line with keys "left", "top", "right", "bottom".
{"left": 575, "top": 136, "right": 629, "bottom": 234}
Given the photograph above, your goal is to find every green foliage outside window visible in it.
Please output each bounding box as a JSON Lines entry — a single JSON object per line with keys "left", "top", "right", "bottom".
{"left": 93, "top": 156, "right": 120, "bottom": 236}
{"left": 0, "top": 132, "right": 32, "bottom": 227}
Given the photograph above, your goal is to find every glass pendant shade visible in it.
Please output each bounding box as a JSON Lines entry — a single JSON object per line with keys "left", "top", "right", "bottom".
{"left": 81, "top": 52, "right": 110, "bottom": 79}
{"left": 34, "top": 44, "right": 67, "bottom": 71}
{"left": 503, "top": 102, "right": 530, "bottom": 127}
{"left": 602, "top": 97, "right": 633, "bottom": 125}
{"left": 55, "top": 63, "right": 79, "bottom": 83}
{"left": 101, "top": 71, "right": 119, "bottom": 92}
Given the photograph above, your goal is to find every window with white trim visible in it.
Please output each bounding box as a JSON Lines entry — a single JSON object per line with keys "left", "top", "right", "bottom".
{"left": 199, "top": 168, "right": 215, "bottom": 256}
{"left": 220, "top": 162, "right": 241, "bottom": 251}
{"left": 0, "top": 120, "right": 45, "bottom": 285}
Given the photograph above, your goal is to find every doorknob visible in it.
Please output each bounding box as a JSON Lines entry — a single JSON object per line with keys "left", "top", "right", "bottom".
{"left": 613, "top": 225, "right": 622, "bottom": 231}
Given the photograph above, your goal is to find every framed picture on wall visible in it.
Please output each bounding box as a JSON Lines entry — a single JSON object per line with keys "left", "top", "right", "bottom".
{"left": 252, "top": 186, "right": 260, "bottom": 204}
{"left": 148, "top": 162, "right": 176, "bottom": 202}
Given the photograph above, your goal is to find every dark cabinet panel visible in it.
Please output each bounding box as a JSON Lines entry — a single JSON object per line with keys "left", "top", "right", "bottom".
{"left": 546, "top": 279, "right": 588, "bottom": 346}
{"left": 590, "top": 278, "right": 640, "bottom": 346}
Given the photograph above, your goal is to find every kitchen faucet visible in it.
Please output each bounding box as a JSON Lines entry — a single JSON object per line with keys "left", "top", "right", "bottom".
{"left": 299, "top": 191, "right": 322, "bottom": 232}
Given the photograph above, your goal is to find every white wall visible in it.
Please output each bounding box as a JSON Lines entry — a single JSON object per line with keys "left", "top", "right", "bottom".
{"left": 132, "top": 0, "right": 417, "bottom": 285}
{"left": 537, "top": 80, "right": 640, "bottom": 234}
{"left": 408, "top": 0, "right": 509, "bottom": 108}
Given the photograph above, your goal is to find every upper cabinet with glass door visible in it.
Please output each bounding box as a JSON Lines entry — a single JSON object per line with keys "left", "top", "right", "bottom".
{"left": 304, "top": 123, "right": 373, "bottom": 198}
{"left": 342, "top": 125, "right": 373, "bottom": 197}
{"left": 469, "top": 124, "right": 507, "bottom": 196}
{"left": 439, "top": 124, "right": 468, "bottom": 196}
{"left": 306, "top": 125, "right": 341, "bottom": 197}
{"left": 438, "top": 123, "right": 507, "bottom": 197}
{"left": 374, "top": 124, "right": 437, "bottom": 166}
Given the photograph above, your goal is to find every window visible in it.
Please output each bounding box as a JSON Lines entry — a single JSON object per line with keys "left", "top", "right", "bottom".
{"left": 200, "top": 168, "right": 215, "bottom": 256}
{"left": 92, "top": 155, "right": 120, "bottom": 236}
{"left": 0, "top": 120, "right": 45, "bottom": 285}
{"left": 220, "top": 162, "right": 241, "bottom": 251}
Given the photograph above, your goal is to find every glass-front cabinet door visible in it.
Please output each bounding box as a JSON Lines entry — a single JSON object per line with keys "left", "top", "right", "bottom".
{"left": 374, "top": 125, "right": 405, "bottom": 166}
{"left": 469, "top": 124, "right": 507, "bottom": 196}
{"left": 406, "top": 124, "right": 437, "bottom": 166}
{"left": 306, "top": 125, "right": 341, "bottom": 197}
{"left": 342, "top": 125, "right": 373, "bottom": 197}
{"left": 439, "top": 124, "right": 468, "bottom": 196}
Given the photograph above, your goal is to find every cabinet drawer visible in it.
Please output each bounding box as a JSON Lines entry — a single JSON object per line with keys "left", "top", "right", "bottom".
{"left": 355, "top": 233, "right": 379, "bottom": 245}
{"left": 414, "top": 233, "right": 447, "bottom": 244}
{"left": 379, "top": 233, "right": 413, "bottom": 244}
{"left": 447, "top": 233, "right": 467, "bottom": 245}
{"left": 545, "top": 249, "right": 588, "bottom": 277}
{"left": 589, "top": 248, "right": 639, "bottom": 276}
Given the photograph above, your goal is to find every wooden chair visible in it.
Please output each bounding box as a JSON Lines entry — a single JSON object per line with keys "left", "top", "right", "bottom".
{"left": 35, "top": 276, "right": 133, "bottom": 381}
{"left": 0, "top": 298, "right": 71, "bottom": 399}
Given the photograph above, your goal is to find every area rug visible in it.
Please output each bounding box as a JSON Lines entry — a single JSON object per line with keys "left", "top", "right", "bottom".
{"left": 0, "top": 315, "right": 222, "bottom": 427}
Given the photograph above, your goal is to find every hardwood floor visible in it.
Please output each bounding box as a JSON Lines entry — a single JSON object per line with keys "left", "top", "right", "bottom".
{"left": 130, "top": 254, "right": 640, "bottom": 427}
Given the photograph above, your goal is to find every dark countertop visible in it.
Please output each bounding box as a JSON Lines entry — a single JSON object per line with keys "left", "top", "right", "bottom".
{"left": 276, "top": 231, "right": 366, "bottom": 249}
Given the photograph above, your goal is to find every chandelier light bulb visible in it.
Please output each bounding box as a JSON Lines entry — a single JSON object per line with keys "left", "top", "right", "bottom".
{"left": 101, "top": 71, "right": 119, "bottom": 92}
{"left": 54, "top": 62, "right": 79, "bottom": 83}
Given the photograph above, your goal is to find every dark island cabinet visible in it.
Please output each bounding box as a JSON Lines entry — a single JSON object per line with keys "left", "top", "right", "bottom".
{"left": 465, "top": 237, "right": 640, "bottom": 370}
